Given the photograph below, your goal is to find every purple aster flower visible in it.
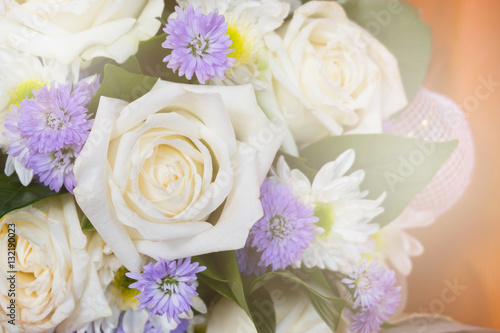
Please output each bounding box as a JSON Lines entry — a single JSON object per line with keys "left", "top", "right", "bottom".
{"left": 238, "top": 179, "right": 317, "bottom": 276}
{"left": 126, "top": 258, "right": 206, "bottom": 324}
{"left": 4, "top": 80, "right": 97, "bottom": 193}
{"left": 17, "top": 81, "right": 93, "bottom": 153}
{"left": 162, "top": 5, "right": 235, "bottom": 83}
{"left": 171, "top": 318, "right": 190, "bottom": 333}
{"left": 343, "top": 259, "right": 401, "bottom": 333}
{"left": 236, "top": 245, "right": 267, "bottom": 277}
{"left": 342, "top": 258, "right": 389, "bottom": 309}
{"left": 28, "top": 143, "right": 83, "bottom": 193}
{"left": 348, "top": 286, "right": 401, "bottom": 333}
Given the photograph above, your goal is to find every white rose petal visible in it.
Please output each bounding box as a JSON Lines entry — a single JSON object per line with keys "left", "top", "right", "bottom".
{"left": 0, "top": 0, "right": 164, "bottom": 64}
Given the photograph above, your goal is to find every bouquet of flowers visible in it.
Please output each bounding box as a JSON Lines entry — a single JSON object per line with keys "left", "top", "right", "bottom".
{"left": 0, "top": 0, "right": 495, "bottom": 332}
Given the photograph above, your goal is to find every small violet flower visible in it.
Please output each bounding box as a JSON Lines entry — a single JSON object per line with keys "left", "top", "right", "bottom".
{"left": 4, "top": 79, "right": 98, "bottom": 193}
{"left": 162, "top": 5, "right": 235, "bottom": 83}
{"left": 237, "top": 178, "right": 318, "bottom": 276}
{"left": 342, "top": 259, "right": 401, "bottom": 333}
{"left": 126, "top": 258, "right": 205, "bottom": 324}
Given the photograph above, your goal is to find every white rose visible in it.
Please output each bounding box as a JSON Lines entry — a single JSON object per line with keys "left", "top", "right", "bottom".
{"left": 0, "top": 195, "right": 110, "bottom": 333}
{"left": 74, "top": 81, "right": 284, "bottom": 272}
{"left": 265, "top": 1, "right": 407, "bottom": 146}
{"left": 0, "top": 0, "right": 164, "bottom": 64}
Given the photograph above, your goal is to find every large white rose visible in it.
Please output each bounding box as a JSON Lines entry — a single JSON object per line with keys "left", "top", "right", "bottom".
{"left": 265, "top": 1, "right": 407, "bottom": 146}
{"left": 74, "top": 81, "right": 284, "bottom": 272}
{"left": 0, "top": 0, "right": 164, "bottom": 64}
{"left": 0, "top": 195, "right": 110, "bottom": 333}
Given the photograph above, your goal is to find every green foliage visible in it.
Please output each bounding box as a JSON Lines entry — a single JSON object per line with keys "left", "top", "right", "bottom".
{"left": 81, "top": 216, "right": 95, "bottom": 231}
{"left": 343, "top": 0, "right": 432, "bottom": 102}
{"left": 87, "top": 64, "right": 158, "bottom": 114}
{"left": 250, "top": 268, "right": 345, "bottom": 331}
{"left": 0, "top": 173, "right": 64, "bottom": 219}
{"left": 301, "top": 134, "right": 457, "bottom": 226}
{"left": 194, "top": 251, "right": 276, "bottom": 333}
{"left": 135, "top": 33, "right": 190, "bottom": 83}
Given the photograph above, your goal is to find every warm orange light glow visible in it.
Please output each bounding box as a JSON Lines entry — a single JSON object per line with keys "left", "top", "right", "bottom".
{"left": 405, "top": 0, "right": 500, "bottom": 328}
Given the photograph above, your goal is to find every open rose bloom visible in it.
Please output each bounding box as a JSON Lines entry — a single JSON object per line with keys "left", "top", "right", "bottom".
{"left": 0, "top": 196, "right": 109, "bottom": 333}
{"left": 266, "top": 1, "right": 407, "bottom": 146}
{"left": 74, "top": 81, "right": 284, "bottom": 272}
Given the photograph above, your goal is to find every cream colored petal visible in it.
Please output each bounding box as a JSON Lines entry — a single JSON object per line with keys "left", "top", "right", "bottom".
{"left": 74, "top": 97, "right": 143, "bottom": 272}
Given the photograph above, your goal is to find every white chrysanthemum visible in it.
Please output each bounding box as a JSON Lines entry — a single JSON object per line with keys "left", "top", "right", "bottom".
{"left": 0, "top": 46, "right": 79, "bottom": 185}
{"left": 274, "top": 149, "right": 385, "bottom": 273}
{"left": 178, "top": 0, "right": 289, "bottom": 90}
{"left": 368, "top": 207, "right": 435, "bottom": 276}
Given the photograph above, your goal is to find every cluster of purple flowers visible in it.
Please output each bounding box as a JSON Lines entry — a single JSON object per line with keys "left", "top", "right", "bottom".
{"left": 126, "top": 257, "right": 205, "bottom": 325}
{"left": 237, "top": 178, "right": 318, "bottom": 276}
{"left": 342, "top": 259, "right": 401, "bottom": 333}
{"left": 4, "top": 79, "right": 98, "bottom": 193}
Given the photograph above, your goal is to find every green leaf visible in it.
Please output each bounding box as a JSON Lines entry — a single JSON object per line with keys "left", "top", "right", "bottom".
{"left": 197, "top": 274, "right": 239, "bottom": 305}
{"left": 193, "top": 255, "right": 228, "bottom": 283}
{"left": 300, "top": 134, "right": 458, "bottom": 226}
{"left": 219, "top": 251, "right": 250, "bottom": 315}
{"left": 135, "top": 33, "right": 190, "bottom": 83}
{"left": 247, "top": 287, "right": 276, "bottom": 333}
{"left": 194, "top": 252, "right": 278, "bottom": 333}
{"left": 196, "top": 251, "right": 250, "bottom": 313}
{"left": 0, "top": 173, "right": 64, "bottom": 218}
{"left": 120, "top": 55, "right": 143, "bottom": 74}
{"left": 343, "top": 0, "right": 432, "bottom": 102}
{"left": 88, "top": 64, "right": 158, "bottom": 114}
{"left": 81, "top": 216, "right": 95, "bottom": 231}
{"left": 250, "top": 269, "right": 345, "bottom": 331}
{"left": 279, "top": 153, "right": 318, "bottom": 181}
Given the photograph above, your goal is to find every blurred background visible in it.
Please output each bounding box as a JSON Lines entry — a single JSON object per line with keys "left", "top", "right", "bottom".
{"left": 403, "top": 0, "right": 500, "bottom": 328}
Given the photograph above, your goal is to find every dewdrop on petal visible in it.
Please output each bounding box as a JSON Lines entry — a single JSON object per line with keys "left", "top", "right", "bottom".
{"left": 162, "top": 5, "right": 235, "bottom": 83}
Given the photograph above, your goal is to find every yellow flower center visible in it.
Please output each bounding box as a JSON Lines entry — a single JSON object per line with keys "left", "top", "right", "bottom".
{"left": 226, "top": 21, "right": 257, "bottom": 65}
{"left": 8, "top": 79, "right": 44, "bottom": 109}
{"left": 110, "top": 266, "right": 140, "bottom": 311}
{"left": 363, "top": 232, "right": 385, "bottom": 262}
{"left": 314, "top": 202, "right": 335, "bottom": 238}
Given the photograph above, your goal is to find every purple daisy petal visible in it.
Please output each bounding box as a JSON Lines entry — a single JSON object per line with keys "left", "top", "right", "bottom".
{"left": 126, "top": 258, "right": 205, "bottom": 324}
{"left": 342, "top": 259, "right": 402, "bottom": 333}
{"left": 4, "top": 80, "right": 97, "bottom": 192}
{"left": 238, "top": 178, "right": 318, "bottom": 276}
{"left": 170, "top": 318, "right": 190, "bottom": 333}
{"left": 17, "top": 81, "right": 93, "bottom": 153}
{"left": 162, "top": 5, "right": 235, "bottom": 84}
